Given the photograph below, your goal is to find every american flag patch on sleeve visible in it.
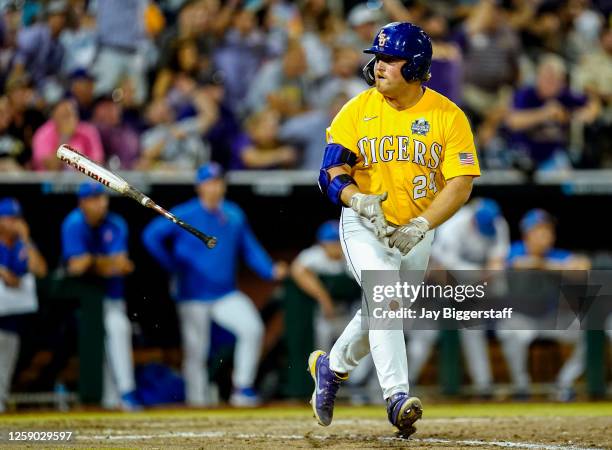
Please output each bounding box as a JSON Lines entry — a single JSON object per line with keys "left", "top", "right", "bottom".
{"left": 459, "top": 152, "right": 475, "bottom": 165}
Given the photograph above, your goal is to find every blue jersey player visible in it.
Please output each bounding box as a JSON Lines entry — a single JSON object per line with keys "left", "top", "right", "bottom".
{"left": 61, "top": 182, "right": 140, "bottom": 410}
{"left": 143, "top": 162, "right": 287, "bottom": 407}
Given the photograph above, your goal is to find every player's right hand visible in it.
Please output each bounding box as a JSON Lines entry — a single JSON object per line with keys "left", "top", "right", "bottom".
{"left": 350, "top": 192, "right": 388, "bottom": 239}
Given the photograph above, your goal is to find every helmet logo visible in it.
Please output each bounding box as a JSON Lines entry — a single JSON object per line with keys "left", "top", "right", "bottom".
{"left": 378, "top": 31, "right": 388, "bottom": 47}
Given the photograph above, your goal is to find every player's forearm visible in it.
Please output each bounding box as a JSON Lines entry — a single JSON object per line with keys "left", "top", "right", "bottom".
{"left": 420, "top": 176, "right": 474, "bottom": 229}
{"left": 291, "top": 264, "right": 333, "bottom": 305}
{"left": 26, "top": 244, "right": 48, "bottom": 278}
{"left": 67, "top": 255, "right": 94, "bottom": 276}
{"left": 327, "top": 165, "right": 359, "bottom": 206}
{"left": 0, "top": 266, "right": 20, "bottom": 287}
{"left": 94, "top": 255, "right": 133, "bottom": 277}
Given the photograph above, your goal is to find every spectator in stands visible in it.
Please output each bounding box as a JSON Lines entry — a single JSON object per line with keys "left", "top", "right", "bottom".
{"left": 0, "top": 96, "right": 25, "bottom": 171}
{"left": 300, "top": 4, "right": 341, "bottom": 82}
{"left": 0, "top": 198, "right": 47, "bottom": 413}
{"left": 498, "top": 209, "right": 591, "bottom": 401}
{"left": 409, "top": 198, "right": 510, "bottom": 397}
{"left": 423, "top": 10, "right": 463, "bottom": 104}
{"left": 0, "top": 1, "right": 22, "bottom": 91}
{"left": 32, "top": 97, "right": 104, "bottom": 171}
{"left": 142, "top": 162, "right": 288, "bottom": 407}
{"left": 152, "top": 37, "right": 202, "bottom": 107}
{"left": 157, "top": 0, "right": 216, "bottom": 78}
{"left": 212, "top": 4, "right": 271, "bottom": 113}
{"left": 279, "top": 92, "right": 348, "bottom": 170}
{"left": 59, "top": 0, "right": 97, "bottom": 77}
{"left": 243, "top": 39, "right": 311, "bottom": 119}
{"left": 193, "top": 70, "right": 241, "bottom": 170}
{"left": 91, "top": 95, "right": 140, "bottom": 170}
{"left": 61, "top": 182, "right": 141, "bottom": 410}
{"left": 340, "top": 3, "right": 381, "bottom": 66}
{"left": 138, "top": 95, "right": 214, "bottom": 171}
{"left": 312, "top": 45, "right": 366, "bottom": 109}
{"left": 68, "top": 68, "right": 95, "bottom": 121}
{"left": 232, "top": 108, "right": 297, "bottom": 170}
{"left": 8, "top": 0, "right": 68, "bottom": 102}
{"left": 4, "top": 75, "right": 44, "bottom": 169}
{"left": 505, "top": 54, "right": 600, "bottom": 171}
{"left": 90, "top": 0, "right": 150, "bottom": 105}
{"left": 455, "top": 0, "right": 520, "bottom": 123}
{"left": 574, "top": 25, "right": 612, "bottom": 167}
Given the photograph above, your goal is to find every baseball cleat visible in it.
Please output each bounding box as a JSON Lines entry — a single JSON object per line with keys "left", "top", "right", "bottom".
{"left": 386, "top": 393, "right": 422, "bottom": 438}
{"left": 120, "top": 391, "right": 143, "bottom": 411}
{"left": 308, "top": 350, "right": 347, "bottom": 426}
{"left": 229, "top": 387, "right": 261, "bottom": 407}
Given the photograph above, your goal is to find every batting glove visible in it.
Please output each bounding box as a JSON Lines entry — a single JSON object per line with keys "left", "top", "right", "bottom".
{"left": 350, "top": 192, "right": 388, "bottom": 239}
{"left": 388, "top": 217, "right": 430, "bottom": 255}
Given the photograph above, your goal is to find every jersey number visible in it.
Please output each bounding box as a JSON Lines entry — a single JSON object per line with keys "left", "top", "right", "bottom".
{"left": 412, "top": 173, "right": 438, "bottom": 200}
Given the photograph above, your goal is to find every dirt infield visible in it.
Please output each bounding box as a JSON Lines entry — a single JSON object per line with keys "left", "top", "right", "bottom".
{"left": 1, "top": 403, "right": 611, "bottom": 449}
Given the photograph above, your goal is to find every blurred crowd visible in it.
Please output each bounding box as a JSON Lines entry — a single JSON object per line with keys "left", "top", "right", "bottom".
{"left": 0, "top": 0, "right": 610, "bottom": 173}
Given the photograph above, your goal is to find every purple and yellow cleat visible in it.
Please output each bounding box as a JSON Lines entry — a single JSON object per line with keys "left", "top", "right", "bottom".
{"left": 308, "top": 350, "right": 347, "bottom": 426}
{"left": 386, "top": 393, "right": 423, "bottom": 438}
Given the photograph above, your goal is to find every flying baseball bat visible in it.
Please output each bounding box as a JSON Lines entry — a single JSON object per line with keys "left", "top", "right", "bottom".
{"left": 56, "top": 145, "right": 217, "bottom": 249}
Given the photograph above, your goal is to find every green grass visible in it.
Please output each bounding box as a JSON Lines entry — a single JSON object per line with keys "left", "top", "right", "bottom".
{"left": 1, "top": 402, "right": 611, "bottom": 423}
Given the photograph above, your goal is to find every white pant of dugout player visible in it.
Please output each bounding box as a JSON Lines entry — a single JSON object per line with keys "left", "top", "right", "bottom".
{"left": 497, "top": 315, "right": 585, "bottom": 392}
{"left": 0, "top": 329, "right": 19, "bottom": 412}
{"left": 102, "top": 301, "right": 137, "bottom": 408}
{"left": 178, "top": 292, "right": 264, "bottom": 406}
{"left": 407, "top": 329, "right": 493, "bottom": 394}
{"left": 330, "top": 207, "right": 434, "bottom": 399}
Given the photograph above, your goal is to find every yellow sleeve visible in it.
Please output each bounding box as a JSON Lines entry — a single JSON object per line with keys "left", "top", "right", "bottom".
{"left": 441, "top": 109, "right": 481, "bottom": 180}
{"left": 325, "top": 97, "right": 360, "bottom": 155}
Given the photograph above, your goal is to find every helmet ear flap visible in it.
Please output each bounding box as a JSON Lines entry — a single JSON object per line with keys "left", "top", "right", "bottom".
{"left": 362, "top": 57, "right": 376, "bottom": 86}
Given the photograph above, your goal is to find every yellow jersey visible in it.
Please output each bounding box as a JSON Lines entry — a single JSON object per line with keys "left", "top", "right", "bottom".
{"left": 326, "top": 87, "right": 481, "bottom": 226}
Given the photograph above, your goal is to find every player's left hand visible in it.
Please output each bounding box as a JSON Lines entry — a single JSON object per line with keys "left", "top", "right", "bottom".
{"left": 350, "top": 192, "right": 388, "bottom": 238}
{"left": 387, "top": 217, "right": 430, "bottom": 255}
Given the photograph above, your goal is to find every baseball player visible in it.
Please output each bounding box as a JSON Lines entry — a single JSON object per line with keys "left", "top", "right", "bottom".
{"left": 498, "top": 209, "right": 590, "bottom": 401}
{"left": 309, "top": 22, "right": 480, "bottom": 437}
{"left": 61, "top": 182, "right": 141, "bottom": 411}
{"left": 142, "top": 162, "right": 287, "bottom": 407}
{"left": 0, "top": 198, "right": 47, "bottom": 412}
{"left": 408, "top": 198, "right": 510, "bottom": 397}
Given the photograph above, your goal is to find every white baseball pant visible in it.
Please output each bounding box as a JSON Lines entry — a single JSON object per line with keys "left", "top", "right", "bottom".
{"left": 0, "top": 328, "right": 19, "bottom": 412}
{"left": 329, "top": 207, "right": 434, "bottom": 399}
{"left": 102, "top": 300, "right": 137, "bottom": 408}
{"left": 497, "top": 315, "right": 585, "bottom": 391}
{"left": 178, "top": 291, "right": 264, "bottom": 406}
{"left": 407, "top": 329, "right": 493, "bottom": 393}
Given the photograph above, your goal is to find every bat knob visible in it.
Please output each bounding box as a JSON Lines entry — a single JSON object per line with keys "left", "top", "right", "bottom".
{"left": 206, "top": 237, "right": 218, "bottom": 249}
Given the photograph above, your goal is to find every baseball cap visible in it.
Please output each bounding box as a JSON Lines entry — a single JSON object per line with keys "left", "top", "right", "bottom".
{"left": 0, "top": 198, "right": 22, "bottom": 217}
{"left": 316, "top": 220, "right": 340, "bottom": 242}
{"left": 347, "top": 3, "right": 381, "bottom": 27}
{"left": 69, "top": 68, "right": 94, "bottom": 81}
{"left": 195, "top": 162, "right": 223, "bottom": 184}
{"left": 78, "top": 182, "right": 106, "bottom": 198}
{"left": 520, "top": 209, "right": 556, "bottom": 234}
{"left": 473, "top": 198, "right": 500, "bottom": 237}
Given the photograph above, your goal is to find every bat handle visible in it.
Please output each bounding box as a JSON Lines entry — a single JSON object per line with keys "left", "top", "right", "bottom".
{"left": 177, "top": 219, "right": 217, "bottom": 248}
